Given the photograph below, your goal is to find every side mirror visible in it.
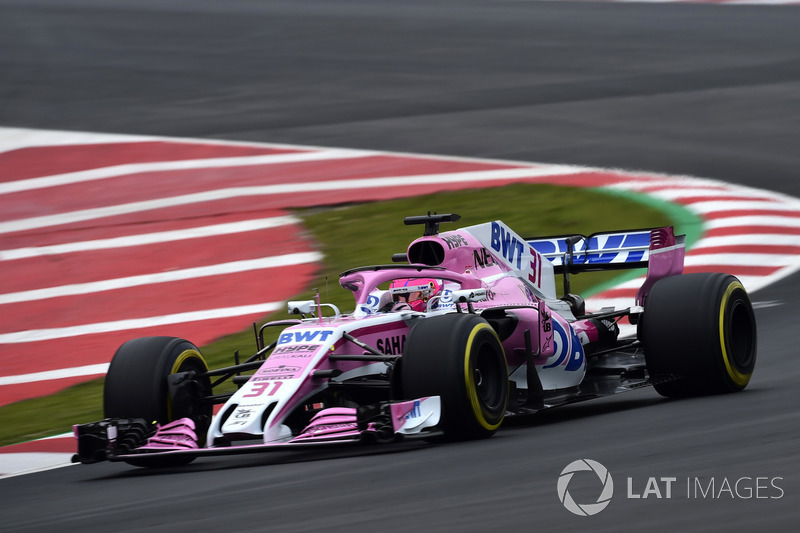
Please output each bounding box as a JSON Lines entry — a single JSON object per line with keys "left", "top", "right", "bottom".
{"left": 287, "top": 300, "right": 315, "bottom": 315}
{"left": 451, "top": 289, "right": 488, "bottom": 303}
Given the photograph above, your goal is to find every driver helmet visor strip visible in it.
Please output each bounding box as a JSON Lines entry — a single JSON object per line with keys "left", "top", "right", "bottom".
{"left": 389, "top": 278, "right": 441, "bottom": 306}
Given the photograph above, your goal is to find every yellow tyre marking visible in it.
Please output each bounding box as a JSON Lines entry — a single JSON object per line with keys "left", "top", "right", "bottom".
{"left": 463, "top": 323, "right": 507, "bottom": 431}
{"left": 171, "top": 349, "right": 207, "bottom": 374}
{"left": 719, "top": 281, "right": 751, "bottom": 387}
{"left": 167, "top": 348, "right": 208, "bottom": 420}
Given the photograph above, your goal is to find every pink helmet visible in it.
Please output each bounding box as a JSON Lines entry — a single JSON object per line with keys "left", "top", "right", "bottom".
{"left": 389, "top": 278, "right": 443, "bottom": 311}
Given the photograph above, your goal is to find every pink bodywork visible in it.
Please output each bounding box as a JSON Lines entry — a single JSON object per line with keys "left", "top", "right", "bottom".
{"left": 635, "top": 227, "right": 685, "bottom": 306}
{"left": 140, "top": 418, "right": 199, "bottom": 450}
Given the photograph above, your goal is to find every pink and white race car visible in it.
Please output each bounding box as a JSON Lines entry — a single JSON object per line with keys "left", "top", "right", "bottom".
{"left": 74, "top": 213, "right": 757, "bottom": 467}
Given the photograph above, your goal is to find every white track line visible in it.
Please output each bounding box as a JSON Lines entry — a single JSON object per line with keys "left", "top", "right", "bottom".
{"left": 0, "top": 215, "right": 301, "bottom": 260}
{"left": 0, "top": 364, "right": 109, "bottom": 386}
{"left": 0, "top": 149, "right": 374, "bottom": 195}
{"left": 683, "top": 253, "right": 800, "bottom": 265}
{"left": 606, "top": 177, "right": 730, "bottom": 190}
{"left": 0, "top": 128, "right": 153, "bottom": 152}
{"left": 692, "top": 234, "right": 800, "bottom": 248}
{"left": 646, "top": 188, "right": 783, "bottom": 201}
{"left": 719, "top": 0, "right": 800, "bottom": 4}
{"left": 0, "top": 165, "right": 582, "bottom": 235}
{"left": 0, "top": 454, "right": 78, "bottom": 479}
{"left": 704, "top": 216, "right": 800, "bottom": 229}
{"left": 601, "top": 0, "right": 800, "bottom": 5}
{"left": 0, "top": 252, "right": 323, "bottom": 305}
{"left": 683, "top": 200, "right": 800, "bottom": 214}
{"left": 0, "top": 302, "right": 284, "bottom": 344}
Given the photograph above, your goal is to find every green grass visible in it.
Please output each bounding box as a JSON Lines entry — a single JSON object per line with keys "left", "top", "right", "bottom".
{"left": 0, "top": 183, "right": 691, "bottom": 447}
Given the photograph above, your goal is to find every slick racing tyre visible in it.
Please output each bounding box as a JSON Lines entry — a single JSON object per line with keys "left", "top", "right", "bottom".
{"left": 641, "top": 273, "right": 757, "bottom": 397}
{"left": 104, "top": 337, "right": 212, "bottom": 466}
{"left": 398, "top": 313, "right": 508, "bottom": 439}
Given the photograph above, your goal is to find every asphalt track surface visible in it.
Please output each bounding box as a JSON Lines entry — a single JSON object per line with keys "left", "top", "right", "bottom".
{"left": 1, "top": 0, "right": 799, "bottom": 531}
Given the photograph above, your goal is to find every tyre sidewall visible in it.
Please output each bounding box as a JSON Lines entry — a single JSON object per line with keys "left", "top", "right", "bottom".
{"left": 399, "top": 314, "right": 508, "bottom": 438}
{"left": 462, "top": 322, "right": 507, "bottom": 431}
{"left": 642, "top": 273, "right": 757, "bottom": 396}
{"left": 104, "top": 337, "right": 210, "bottom": 424}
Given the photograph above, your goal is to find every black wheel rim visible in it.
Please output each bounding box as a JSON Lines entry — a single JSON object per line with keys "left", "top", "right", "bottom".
{"left": 727, "top": 295, "right": 755, "bottom": 370}
{"left": 474, "top": 339, "right": 505, "bottom": 413}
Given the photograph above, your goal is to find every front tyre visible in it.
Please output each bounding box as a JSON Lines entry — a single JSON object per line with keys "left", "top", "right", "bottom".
{"left": 641, "top": 273, "right": 757, "bottom": 397}
{"left": 104, "top": 337, "right": 212, "bottom": 466}
{"left": 397, "top": 314, "right": 508, "bottom": 439}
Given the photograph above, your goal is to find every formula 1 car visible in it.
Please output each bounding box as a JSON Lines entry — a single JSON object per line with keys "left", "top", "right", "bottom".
{"left": 73, "top": 213, "right": 757, "bottom": 467}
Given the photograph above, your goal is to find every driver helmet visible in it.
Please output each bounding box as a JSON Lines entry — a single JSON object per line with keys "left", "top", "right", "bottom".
{"left": 389, "top": 278, "right": 443, "bottom": 311}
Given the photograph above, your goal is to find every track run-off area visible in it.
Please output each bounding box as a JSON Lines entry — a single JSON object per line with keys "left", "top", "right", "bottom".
{"left": 2, "top": 125, "right": 800, "bottom": 476}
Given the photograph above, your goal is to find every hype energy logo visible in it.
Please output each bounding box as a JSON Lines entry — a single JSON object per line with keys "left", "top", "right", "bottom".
{"left": 557, "top": 459, "right": 614, "bottom": 516}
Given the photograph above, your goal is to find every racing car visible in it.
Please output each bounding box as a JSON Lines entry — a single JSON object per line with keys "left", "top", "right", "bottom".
{"left": 73, "top": 213, "right": 757, "bottom": 467}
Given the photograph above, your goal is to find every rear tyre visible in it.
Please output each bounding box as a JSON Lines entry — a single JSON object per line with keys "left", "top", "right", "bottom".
{"left": 104, "top": 337, "right": 212, "bottom": 466}
{"left": 397, "top": 314, "right": 508, "bottom": 439}
{"left": 641, "top": 273, "right": 757, "bottom": 397}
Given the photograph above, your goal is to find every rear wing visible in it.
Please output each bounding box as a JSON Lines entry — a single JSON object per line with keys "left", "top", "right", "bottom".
{"left": 528, "top": 227, "right": 686, "bottom": 306}
{"left": 528, "top": 228, "right": 681, "bottom": 273}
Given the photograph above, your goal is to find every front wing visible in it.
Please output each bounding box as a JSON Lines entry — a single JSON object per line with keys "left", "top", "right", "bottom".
{"left": 73, "top": 396, "right": 441, "bottom": 465}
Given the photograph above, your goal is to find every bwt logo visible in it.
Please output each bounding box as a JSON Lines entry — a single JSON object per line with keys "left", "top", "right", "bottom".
{"left": 405, "top": 400, "right": 421, "bottom": 420}
{"left": 278, "top": 330, "right": 334, "bottom": 345}
{"left": 557, "top": 459, "right": 614, "bottom": 516}
{"left": 490, "top": 221, "right": 525, "bottom": 269}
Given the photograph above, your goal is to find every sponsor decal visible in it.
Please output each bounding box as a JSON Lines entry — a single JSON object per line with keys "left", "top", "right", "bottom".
{"left": 530, "top": 237, "right": 584, "bottom": 259}
{"left": 224, "top": 404, "right": 264, "bottom": 427}
{"left": 258, "top": 365, "right": 302, "bottom": 375}
{"left": 278, "top": 330, "right": 335, "bottom": 345}
{"left": 528, "top": 247, "right": 543, "bottom": 288}
{"left": 242, "top": 380, "right": 284, "bottom": 397}
{"left": 301, "top": 423, "right": 355, "bottom": 436}
{"left": 586, "top": 234, "right": 646, "bottom": 265}
{"left": 390, "top": 396, "right": 441, "bottom": 434}
{"left": 358, "top": 294, "right": 381, "bottom": 316}
{"left": 270, "top": 353, "right": 317, "bottom": 359}
{"left": 376, "top": 334, "right": 406, "bottom": 355}
{"left": 254, "top": 364, "right": 304, "bottom": 381}
{"left": 405, "top": 400, "right": 421, "bottom": 420}
{"left": 485, "top": 222, "right": 547, "bottom": 290}
{"left": 530, "top": 231, "right": 650, "bottom": 266}
{"left": 543, "top": 318, "right": 584, "bottom": 372}
{"left": 233, "top": 407, "right": 254, "bottom": 419}
{"left": 539, "top": 305, "right": 553, "bottom": 353}
{"left": 438, "top": 288, "right": 454, "bottom": 310}
{"left": 490, "top": 221, "right": 525, "bottom": 269}
{"left": 441, "top": 234, "right": 468, "bottom": 250}
{"left": 271, "top": 344, "right": 320, "bottom": 357}
{"left": 251, "top": 375, "right": 294, "bottom": 381}
{"left": 473, "top": 248, "right": 497, "bottom": 269}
